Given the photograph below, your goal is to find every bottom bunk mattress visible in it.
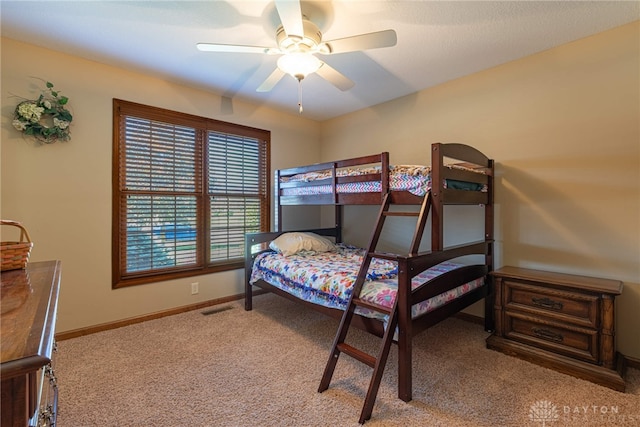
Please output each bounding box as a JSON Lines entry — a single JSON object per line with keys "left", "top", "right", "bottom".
{"left": 249, "top": 243, "right": 483, "bottom": 321}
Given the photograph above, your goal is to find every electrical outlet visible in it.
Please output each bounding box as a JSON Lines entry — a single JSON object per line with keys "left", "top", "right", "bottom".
{"left": 191, "top": 282, "right": 199, "bottom": 295}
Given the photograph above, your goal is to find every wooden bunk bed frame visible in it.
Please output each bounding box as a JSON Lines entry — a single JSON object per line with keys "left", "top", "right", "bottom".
{"left": 244, "top": 142, "right": 494, "bottom": 403}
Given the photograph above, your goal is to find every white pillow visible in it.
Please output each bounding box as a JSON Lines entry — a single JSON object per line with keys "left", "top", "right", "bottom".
{"left": 269, "top": 232, "right": 336, "bottom": 256}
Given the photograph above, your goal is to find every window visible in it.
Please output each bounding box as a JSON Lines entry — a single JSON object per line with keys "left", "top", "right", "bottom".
{"left": 112, "top": 99, "right": 270, "bottom": 288}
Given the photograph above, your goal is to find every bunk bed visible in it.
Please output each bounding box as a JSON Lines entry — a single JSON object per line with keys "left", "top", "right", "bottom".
{"left": 244, "top": 142, "right": 494, "bottom": 406}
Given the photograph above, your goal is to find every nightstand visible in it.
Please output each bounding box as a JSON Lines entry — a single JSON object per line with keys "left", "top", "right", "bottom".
{"left": 486, "top": 266, "right": 625, "bottom": 391}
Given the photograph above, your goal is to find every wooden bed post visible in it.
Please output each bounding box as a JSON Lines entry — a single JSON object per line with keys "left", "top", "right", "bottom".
{"left": 381, "top": 152, "right": 389, "bottom": 202}
{"left": 430, "top": 144, "right": 444, "bottom": 251}
{"left": 396, "top": 257, "right": 413, "bottom": 402}
{"left": 484, "top": 158, "right": 495, "bottom": 332}
{"left": 275, "top": 169, "right": 283, "bottom": 231}
{"left": 335, "top": 205, "right": 343, "bottom": 243}
{"left": 244, "top": 234, "right": 255, "bottom": 311}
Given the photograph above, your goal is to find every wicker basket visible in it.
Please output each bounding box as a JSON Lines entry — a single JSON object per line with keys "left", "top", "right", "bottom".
{"left": 1, "top": 220, "right": 33, "bottom": 271}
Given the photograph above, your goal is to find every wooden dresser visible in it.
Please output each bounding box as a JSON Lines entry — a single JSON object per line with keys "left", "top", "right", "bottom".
{"left": 1, "top": 261, "right": 61, "bottom": 427}
{"left": 486, "top": 266, "right": 625, "bottom": 391}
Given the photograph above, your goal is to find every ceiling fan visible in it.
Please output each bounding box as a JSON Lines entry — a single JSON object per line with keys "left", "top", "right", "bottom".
{"left": 196, "top": 0, "right": 397, "bottom": 112}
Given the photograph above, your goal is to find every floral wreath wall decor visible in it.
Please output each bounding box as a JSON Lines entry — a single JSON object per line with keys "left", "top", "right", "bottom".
{"left": 12, "top": 80, "right": 73, "bottom": 144}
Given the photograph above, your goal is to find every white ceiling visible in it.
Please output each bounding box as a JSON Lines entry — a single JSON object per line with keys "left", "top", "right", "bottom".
{"left": 2, "top": 1, "right": 638, "bottom": 121}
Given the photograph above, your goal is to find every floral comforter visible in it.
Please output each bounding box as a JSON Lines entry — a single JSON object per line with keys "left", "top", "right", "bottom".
{"left": 249, "top": 244, "right": 483, "bottom": 320}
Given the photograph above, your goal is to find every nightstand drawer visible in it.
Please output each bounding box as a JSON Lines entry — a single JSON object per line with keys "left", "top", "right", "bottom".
{"left": 504, "top": 280, "right": 598, "bottom": 328}
{"left": 488, "top": 266, "right": 624, "bottom": 391}
{"left": 504, "top": 311, "right": 598, "bottom": 364}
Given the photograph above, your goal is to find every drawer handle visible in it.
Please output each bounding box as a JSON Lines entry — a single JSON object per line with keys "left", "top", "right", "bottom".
{"left": 531, "top": 297, "right": 563, "bottom": 310}
{"left": 532, "top": 327, "right": 564, "bottom": 343}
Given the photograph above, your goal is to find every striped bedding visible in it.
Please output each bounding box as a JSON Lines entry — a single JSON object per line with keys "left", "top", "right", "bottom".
{"left": 280, "top": 164, "right": 485, "bottom": 197}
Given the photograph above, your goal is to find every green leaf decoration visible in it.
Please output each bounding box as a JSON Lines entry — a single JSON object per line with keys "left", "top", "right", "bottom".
{"left": 11, "top": 80, "right": 73, "bottom": 144}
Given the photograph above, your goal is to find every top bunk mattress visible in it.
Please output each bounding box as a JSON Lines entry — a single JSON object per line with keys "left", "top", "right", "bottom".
{"left": 279, "top": 164, "right": 486, "bottom": 197}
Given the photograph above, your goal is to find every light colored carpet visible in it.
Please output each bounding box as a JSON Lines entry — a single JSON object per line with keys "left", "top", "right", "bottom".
{"left": 56, "top": 293, "right": 640, "bottom": 426}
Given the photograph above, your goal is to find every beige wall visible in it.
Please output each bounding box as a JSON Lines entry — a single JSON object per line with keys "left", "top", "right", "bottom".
{"left": 1, "top": 38, "right": 322, "bottom": 333}
{"left": 2, "top": 21, "right": 639, "bottom": 359}
{"left": 321, "top": 21, "right": 640, "bottom": 358}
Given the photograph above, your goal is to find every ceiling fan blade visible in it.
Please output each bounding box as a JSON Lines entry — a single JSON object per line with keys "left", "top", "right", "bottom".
{"left": 322, "top": 29, "right": 397, "bottom": 54}
{"left": 316, "top": 61, "right": 354, "bottom": 91}
{"left": 196, "top": 43, "right": 271, "bottom": 54}
{"left": 256, "top": 68, "right": 286, "bottom": 92}
{"left": 274, "top": 0, "right": 303, "bottom": 37}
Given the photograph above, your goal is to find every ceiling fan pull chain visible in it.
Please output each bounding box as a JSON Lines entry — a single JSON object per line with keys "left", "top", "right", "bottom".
{"left": 298, "top": 78, "right": 303, "bottom": 114}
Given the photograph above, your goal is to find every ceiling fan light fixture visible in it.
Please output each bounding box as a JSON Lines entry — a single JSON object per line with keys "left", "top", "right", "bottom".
{"left": 276, "top": 19, "right": 322, "bottom": 53}
{"left": 277, "top": 53, "right": 321, "bottom": 80}
{"left": 197, "top": 0, "right": 397, "bottom": 113}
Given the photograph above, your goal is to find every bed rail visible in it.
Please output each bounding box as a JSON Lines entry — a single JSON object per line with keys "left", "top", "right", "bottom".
{"left": 406, "top": 240, "right": 492, "bottom": 275}
{"left": 277, "top": 152, "right": 392, "bottom": 207}
{"left": 411, "top": 264, "right": 489, "bottom": 303}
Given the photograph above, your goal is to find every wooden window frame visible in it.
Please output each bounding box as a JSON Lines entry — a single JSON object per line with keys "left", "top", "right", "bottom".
{"left": 112, "top": 99, "right": 270, "bottom": 288}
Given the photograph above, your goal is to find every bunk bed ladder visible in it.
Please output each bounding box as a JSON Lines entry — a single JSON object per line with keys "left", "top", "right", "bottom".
{"left": 318, "top": 191, "right": 432, "bottom": 424}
